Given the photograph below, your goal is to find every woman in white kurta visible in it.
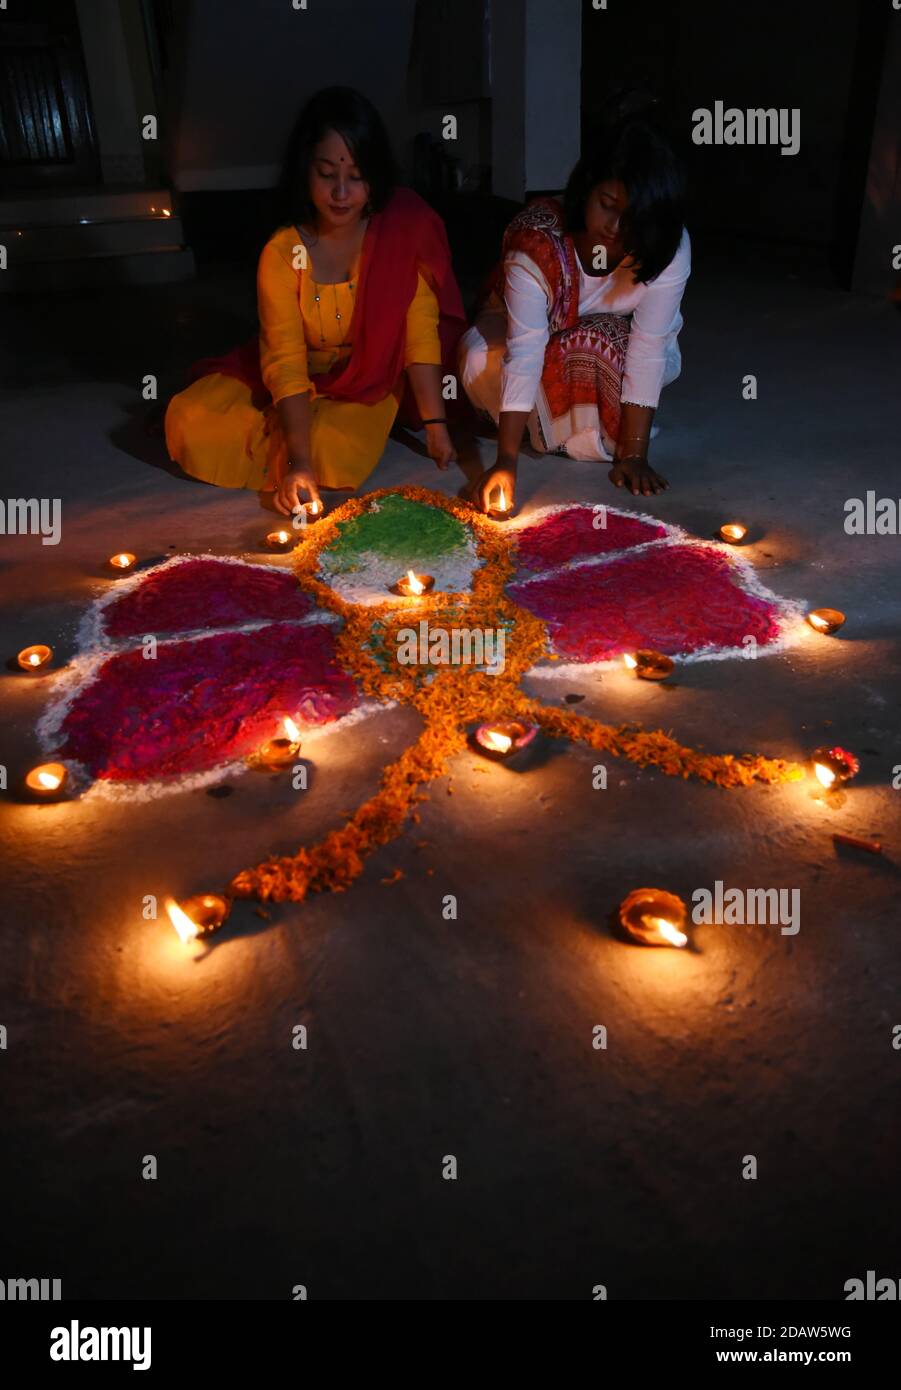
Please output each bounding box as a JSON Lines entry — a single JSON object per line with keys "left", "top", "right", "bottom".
{"left": 459, "top": 111, "right": 690, "bottom": 506}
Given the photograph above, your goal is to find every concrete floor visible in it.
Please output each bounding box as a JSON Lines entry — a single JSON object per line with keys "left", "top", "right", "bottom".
{"left": 1, "top": 253, "right": 900, "bottom": 1300}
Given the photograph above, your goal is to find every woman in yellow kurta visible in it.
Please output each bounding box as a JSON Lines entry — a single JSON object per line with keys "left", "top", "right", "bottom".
{"left": 165, "top": 87, "right": 466, "bottom": 515}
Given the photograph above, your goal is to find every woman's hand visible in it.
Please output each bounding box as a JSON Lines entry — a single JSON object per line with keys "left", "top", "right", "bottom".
{"left": 474, "top": 460, "right": 517, "bottom": 514}
{"left": 608, "top": 455, "right": 668, "bottom": 497}
{"left": 274, "top": 466, "right": 322, "bottom": 517}
{"left": 425, "top": 422, "right": 457, "bottom": 471}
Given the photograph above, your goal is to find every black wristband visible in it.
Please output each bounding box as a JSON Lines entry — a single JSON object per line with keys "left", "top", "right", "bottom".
{"left": 421, "top": 417, "right": 448, "bottom": 426}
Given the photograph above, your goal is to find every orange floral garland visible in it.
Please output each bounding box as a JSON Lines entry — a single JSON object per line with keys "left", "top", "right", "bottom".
{"left": 229, "top": 486, "right": 804, "bottom": 904}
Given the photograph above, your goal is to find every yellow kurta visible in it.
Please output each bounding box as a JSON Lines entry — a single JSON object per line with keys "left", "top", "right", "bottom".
{"left": 165, "top": 224, "right": 441, "bottom": 491}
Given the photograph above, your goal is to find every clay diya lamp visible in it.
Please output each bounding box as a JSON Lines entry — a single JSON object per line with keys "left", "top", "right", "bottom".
{"left": 264, "top": 529, "right": 294, "bottom": 552}
{"left": 623, "top": 650, "right": 675, "bottom": 681}
{"left": 718, "top": 522, "right": 747, "bottom": 544}
{"left": 391, "top": 570, "right": 435, "bottom": 598}
{"left": 256, "top": 716, "right": 303, "bottom": 771}
{"left": 811, "top": 745, "right": 859, "bottom": 790}
{"left": 472, "top": 719, "right": 538, "bottom": 761}
{"left": 487, "top": 484, "right": 512, "bottom": 521}
{"left": 17, "top": 644, "right": 54, "bottom": 673}
{"left": 806, "top": 608, "right": 845, "bottom": 635}
{"left": 107, "top": 551, "right": 137, "bottom": 572}
{"left": 618, "top": 887, "right": 689, "bottom": 948}
{"left": 165, "top": 893, "right": 231, "bottom": 943}
{"left": 24, "top": 762, "right": 68, "bottom": 800}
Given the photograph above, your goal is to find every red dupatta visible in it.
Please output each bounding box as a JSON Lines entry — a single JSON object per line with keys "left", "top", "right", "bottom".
{"left": 188, "top": 187, "right": 466, "bottom": 426}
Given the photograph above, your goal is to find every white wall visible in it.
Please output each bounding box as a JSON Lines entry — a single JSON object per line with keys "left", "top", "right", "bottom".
{"left": 491, "top": 0, "right": 581, "bottom": 201}
{"left": 171, "top": 0, "right": 420, "bottom": 192}
{"left": 170, "top": 0, "right": 580, "bottom": 202}
{"left": 523, "top": 0, "right": 581, "bottom": 191}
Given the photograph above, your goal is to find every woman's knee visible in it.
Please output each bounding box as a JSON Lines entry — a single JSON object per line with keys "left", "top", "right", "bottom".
{"left": 458, "top": 326, "right": 487, "bottom": 389}
{"left": 459, "top": 333, "right": 504, "bottom": 414}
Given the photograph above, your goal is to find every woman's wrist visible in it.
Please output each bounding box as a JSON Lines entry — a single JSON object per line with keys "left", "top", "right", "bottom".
{"left": 495, "top": 453, "right": 519, "bottom": 471}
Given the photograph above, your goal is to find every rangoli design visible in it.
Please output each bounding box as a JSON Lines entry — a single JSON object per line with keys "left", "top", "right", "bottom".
{"left": 37, "top": 486, "right": 806, "bottom": 904}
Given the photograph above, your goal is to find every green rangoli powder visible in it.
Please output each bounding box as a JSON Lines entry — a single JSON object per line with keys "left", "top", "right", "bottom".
{"left": 322, "top": 496, "right": 468, "bottom": 571}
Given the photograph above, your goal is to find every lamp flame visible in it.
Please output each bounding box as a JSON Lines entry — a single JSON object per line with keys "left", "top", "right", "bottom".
{"left": 623, "top": 653, "right": 637, "bottom": 670}
{"left": 482, "top": 728, "right": 513, "bottom": 753}
{"left": 164, "top": 896, "right": 201, "bottom": 943}
{"left": 406, "top": 569, "right": 425, "bottom": 595}
{"left": 643, "top": 916, "right": 688, "bottom": 948}
{"left": 37, "top": 768, "right": 61, "bottom": 790}
{"left": 814, "top": 762, "right": 836, "bottom": 788}
{"left": 283, "top": 716, "right": 301, "bottom": 742}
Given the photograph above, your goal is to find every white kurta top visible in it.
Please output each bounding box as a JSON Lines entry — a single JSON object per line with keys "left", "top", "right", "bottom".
{"left": 500, "top": 228, "right": 691, "bottom": 414}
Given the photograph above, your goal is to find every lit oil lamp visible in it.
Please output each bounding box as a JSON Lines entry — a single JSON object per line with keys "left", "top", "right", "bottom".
{"left": 806, "top": 608, "right": 845, "bottom": 635}
{"left": 165, "top": 893, "right": 231, "bottom": 943}
{"left": 472, "top": 719, "right": 538, "bottom": 761}
{"left": 718, "top": 522, "right": 748, "bottom": 544}
{"left": 264, "top": 528, "right": 294, "bottom": 551}
{"left": 256, "top": 716, "right": 303, "bottom": 771}
{"left": 107, "top": 551, "right": 137, "bottom": 571}
{"left": 811, "top": 745, "right": 859, "bottom": 790}
{"left": 392, "top": 569, "right": 435, "bottom": 598}
{"left": 488, "top": 484, "right": 512, "bottom": 521}
{"left": 17, "top": 644, "right": 54, "bottom": 672}
{"left": 290, "top": 499, "right": 324, "bottom": 531}
{"left": 24, "top": 762, "right": 68, "bottom": 799}
{"left": 623, "top": 649, "right": 675, "bottom": 681}
{"left": 618, "top": 887, "right": 689, "bottom": 948}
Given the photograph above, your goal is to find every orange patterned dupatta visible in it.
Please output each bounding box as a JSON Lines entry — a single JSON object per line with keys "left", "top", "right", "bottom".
{"left": 485, "top": 196, "right": 629, "bottom": 451}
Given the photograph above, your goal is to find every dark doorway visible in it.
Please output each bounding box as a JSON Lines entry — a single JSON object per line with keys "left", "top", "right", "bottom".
{"left": 0, "top": 0, "right": 99, "bottom": 190}
{"left": 580, "top": 0, "right": 890, "bottom": 286}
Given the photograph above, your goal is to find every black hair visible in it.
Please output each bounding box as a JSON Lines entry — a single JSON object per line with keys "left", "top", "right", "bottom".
{"left": 275, "top": 86, "right": 397, "bottom": 230}
{"left": 563, "top": 103, "right": 685, "bottom": 284}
